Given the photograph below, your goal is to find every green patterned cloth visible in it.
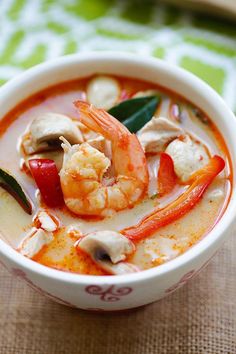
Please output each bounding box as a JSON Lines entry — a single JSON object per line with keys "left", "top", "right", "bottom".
{"left": 1, "top": 0, "right": 236, "bottom": 111}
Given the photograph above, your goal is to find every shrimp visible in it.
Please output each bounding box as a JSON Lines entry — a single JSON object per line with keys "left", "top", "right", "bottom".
{"left": 59, "top": 101, "right": 148, "bottom": 217}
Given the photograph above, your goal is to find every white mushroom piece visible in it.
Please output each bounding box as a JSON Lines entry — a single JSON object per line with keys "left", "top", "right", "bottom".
{"left": 22, "top": 112, "right": 83, "bottom": 155}
{"left": 77, "top": 231, "right": 139, "bottom": 275}
{"left": 166, "top": 135, "right": 210, "bottom": 183}
{"left": 18, "top": 228, "right": 53, "bottom": 259}
{"left": 34, "top": 210, "right": 59, "bottom": 232}
{"left": 87, "top": 75, "right": 120, "bottom": 110}
{"left": 18, "top": 210, "right": 59, "bottom": 258}
{"left": 137, "top": 116, "right": 183, "bottom": 153}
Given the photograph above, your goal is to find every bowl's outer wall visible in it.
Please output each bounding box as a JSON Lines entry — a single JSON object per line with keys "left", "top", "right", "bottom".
{"left": 0, "top": 53, "right": 235, "bottom": 310}
{"left": 0, "top": 233, "right": 231, "bottom": 310}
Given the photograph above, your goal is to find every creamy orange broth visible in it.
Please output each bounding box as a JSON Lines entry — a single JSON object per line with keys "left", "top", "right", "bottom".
{"left": 0, "top": 76, "right": 231, "bottom": 275}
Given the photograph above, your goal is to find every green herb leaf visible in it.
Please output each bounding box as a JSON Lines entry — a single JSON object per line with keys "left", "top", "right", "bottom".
{"left": 0, "top": 168, "right": 32, "bottom": 215}
{"left": 108, "top": 96, "right": 160, "bottom": 133}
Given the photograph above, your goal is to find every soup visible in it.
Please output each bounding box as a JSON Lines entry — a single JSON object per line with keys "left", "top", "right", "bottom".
{"left": 0, "top": 75, "right": 231, "bottom": 275}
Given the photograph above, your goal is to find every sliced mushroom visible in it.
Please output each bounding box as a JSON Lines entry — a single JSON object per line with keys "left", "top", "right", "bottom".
{"left": 34, "top": 210, "right": 59, "bottom": 232}
{"left": 97, "top": 260, "right": 140, "bottom": 275}
{"left": 78, "top": 230, "right": 134, "bottom": 263}
{"left": 137, "top": 116, "right": 183, "bottom": 153}
{"left": 87, "top": 75, "right": 120, "bottom": 110}
{"left": 22, "top": 113, "right": 83, "bottom": 155}
{"left": 18, "top": 228, "right": 53, "bottom": 258}
{"left": 76, "top": 230, "right": 138, "bottom": 275}
{"left": 166, "top": 135, "right": 209, "bottom": 182}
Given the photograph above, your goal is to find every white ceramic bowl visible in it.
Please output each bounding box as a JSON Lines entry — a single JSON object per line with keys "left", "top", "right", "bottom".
{"left": 0, "top": 52, "right": 235, "bottom": 311}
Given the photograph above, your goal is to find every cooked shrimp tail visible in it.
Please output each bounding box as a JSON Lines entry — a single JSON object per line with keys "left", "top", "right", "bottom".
{"left": 74, "top": 100, "right": 130, "bottom": 141}
{"left": 59, "top": 101, "right": 148, "bottom": 217}
{"left": 75, "top": 100, "right": 148, "bottom": 184}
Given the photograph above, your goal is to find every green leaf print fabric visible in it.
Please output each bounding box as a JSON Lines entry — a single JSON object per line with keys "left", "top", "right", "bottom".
{"left": 0, "top": 0, "right": 236, "bottom": 111}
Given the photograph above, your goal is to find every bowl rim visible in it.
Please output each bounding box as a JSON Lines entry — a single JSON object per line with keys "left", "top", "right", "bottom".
{"left": 0, "top": 51, "right": 235, "bottom": 286}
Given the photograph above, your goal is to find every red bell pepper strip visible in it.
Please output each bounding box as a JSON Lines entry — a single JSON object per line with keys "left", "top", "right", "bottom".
{"left": 158, "top": 152, "right": 176, "bottom": 197}
{"left": 29, "top": 159, "right": 64, "bottom": 208}
{"left": 122, "top": 155, "right": 225, "bottom": 241}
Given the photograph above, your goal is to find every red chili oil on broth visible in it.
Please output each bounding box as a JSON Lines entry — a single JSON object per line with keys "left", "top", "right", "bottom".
{"left": 33, "top": 229, "right": 107, "bottom": 275}
{"left": 0, "top": 75, "right": 232, "bottom": 275}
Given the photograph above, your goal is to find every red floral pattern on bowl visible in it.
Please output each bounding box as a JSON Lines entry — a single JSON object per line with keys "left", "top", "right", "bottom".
{"left": 85, "top": 285, "right": 133, "bottom": 302}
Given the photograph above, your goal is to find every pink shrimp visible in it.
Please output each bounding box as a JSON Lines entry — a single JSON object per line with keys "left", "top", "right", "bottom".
{"left": 59, "top": 101, "right": 148, "bottom": 217}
